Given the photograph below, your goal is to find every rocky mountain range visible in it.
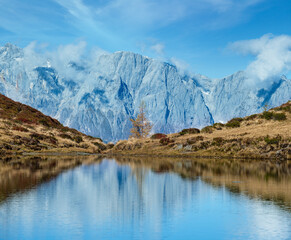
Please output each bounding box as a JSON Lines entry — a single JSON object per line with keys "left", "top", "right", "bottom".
{"left": 0, "top": 43, "right": 290, "bottom": 142}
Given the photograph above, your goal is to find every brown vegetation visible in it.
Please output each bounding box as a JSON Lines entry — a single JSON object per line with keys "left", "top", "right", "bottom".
{"left": 130, "top": 101, "right": 152, "bottom": 138}
{"left": 0, "top": 94, "right": 106, "bottom": 154}
{"left": 114, "top": 156, "right": 291, "bottom": 208}
{"left": 107, "top": 101, "right": 291, "bottom": 160}
{"left": 0, "top": 155, "right": 103, "bottom": 203}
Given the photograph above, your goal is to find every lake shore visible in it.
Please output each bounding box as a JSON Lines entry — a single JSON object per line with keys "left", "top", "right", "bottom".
{"left": 1, "top": 155, "right": 291, "bottom": 209}
{"left": 1, "top": 101, "right": 290, "bottom": 160}
{"left": 105, "top": 102, "right": 291, "bottom": 160}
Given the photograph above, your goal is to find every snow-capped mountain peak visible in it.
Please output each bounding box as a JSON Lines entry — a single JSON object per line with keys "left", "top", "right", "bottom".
{"left": 0, "top": 43, "right": 290, "bottom": 142}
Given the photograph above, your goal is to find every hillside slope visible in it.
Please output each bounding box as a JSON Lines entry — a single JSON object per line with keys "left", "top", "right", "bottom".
{"left": 108, "top": 101, "right": 291, "bottom": 160}
{"left": 0, "top": 94, "right": 107, "bottom": 155}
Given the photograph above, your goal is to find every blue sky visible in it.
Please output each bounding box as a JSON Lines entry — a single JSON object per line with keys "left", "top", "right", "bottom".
{"left": 0, "top": 0, "right": 291, "bottom": 79}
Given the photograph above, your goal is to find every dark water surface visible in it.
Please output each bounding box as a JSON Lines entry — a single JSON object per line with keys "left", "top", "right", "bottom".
{"left": 0, "top": 156, "right": 291, "bottom": 240}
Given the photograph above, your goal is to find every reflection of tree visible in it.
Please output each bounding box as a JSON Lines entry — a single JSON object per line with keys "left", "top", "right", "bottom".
{"left": 130, "top": 165, "right": 148, "bottom": 197}
{"left": 0, "top": 159, "right": 197, "bottom": 236}
{"left": 1, "top": 158, "right": 291, "bottom": 239}
{"left": 117, "top": 157, "right": 291, "bottom": 211}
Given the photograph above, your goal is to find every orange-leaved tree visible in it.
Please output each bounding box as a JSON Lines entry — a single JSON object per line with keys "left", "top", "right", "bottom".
{"left": 130, "top": 101, "right": 152, "bottom": 138}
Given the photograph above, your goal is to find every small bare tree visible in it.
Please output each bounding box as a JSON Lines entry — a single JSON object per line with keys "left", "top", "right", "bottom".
{"left": 130, "top": 101, "right": 152, "bottom": 138}
{"left": 263, "top": 102, "right": 269, "bottom": 112}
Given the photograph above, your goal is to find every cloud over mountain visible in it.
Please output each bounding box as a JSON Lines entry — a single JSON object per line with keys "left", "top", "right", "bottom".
{"left": 0, "top": 43, "right": 290, "bottom": 141}
{"left": 230, "top": 34, "right": 291, "bottom": 84}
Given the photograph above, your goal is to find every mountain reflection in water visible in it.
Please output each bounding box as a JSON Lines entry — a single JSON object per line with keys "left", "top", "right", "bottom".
{"left": 0, "top": 156, "right": 290, "bottom": 240}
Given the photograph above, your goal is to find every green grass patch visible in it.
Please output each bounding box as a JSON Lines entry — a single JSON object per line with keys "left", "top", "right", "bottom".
{"left": 260, "top": 111, "right": 287, "bottom": 121}
{"left": 179, "top": 128, "right": 200, "bottom": 135}
{"left": 201, "top": 126, "right": 213, "bottom": 133}
{"left": 246, "top": 114, "right": 258, "bottom": 121}
{"left": 59, "top": 133, "right": 73, "bottom": 141}
{"left": 225, "top": 118, "right": 243, "bottom": 128}
{"left": 73, "top": 135, "right": 83, "bottom": 143}
{"left": 264, "top": 135, "right": 281, "bottom": 145}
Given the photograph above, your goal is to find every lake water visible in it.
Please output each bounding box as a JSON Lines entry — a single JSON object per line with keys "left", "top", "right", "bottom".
{"left": 0, "top": 156, "right": 291, "bottom": 240}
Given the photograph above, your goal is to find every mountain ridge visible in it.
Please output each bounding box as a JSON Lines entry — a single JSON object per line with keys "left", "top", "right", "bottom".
{"left": 0, "top": 43, "right": 290, "bottom": 141}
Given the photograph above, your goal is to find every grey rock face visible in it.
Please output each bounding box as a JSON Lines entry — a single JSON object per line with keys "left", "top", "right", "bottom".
{"left": 0, "top": 44, "right": 290, "bottom": 142}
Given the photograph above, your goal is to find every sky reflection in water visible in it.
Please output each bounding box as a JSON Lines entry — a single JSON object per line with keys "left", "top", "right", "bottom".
{"left": 0, "top": 158, "right": 290, "bottom": 240}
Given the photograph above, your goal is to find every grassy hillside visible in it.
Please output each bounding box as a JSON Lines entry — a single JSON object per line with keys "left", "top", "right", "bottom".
{"left": 108, "top": 101, "right": 291, "bottom": 160}
{"left": 0, "top": 94, "right": 107, "bottom": 155}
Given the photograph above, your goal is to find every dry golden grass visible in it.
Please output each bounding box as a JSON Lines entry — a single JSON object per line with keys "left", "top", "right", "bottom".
{"left": 0, "top": 119, "right": 104, "bottom": 154}
{"left": 108, "top": 103, "right": 291, "bottom": 160}
{"left": 0, "top": 93, "right": 109, "bottom": 155}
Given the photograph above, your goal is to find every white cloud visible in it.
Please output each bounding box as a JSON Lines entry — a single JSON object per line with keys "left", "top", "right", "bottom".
{"left": 53, "top": 0, "right": 266, "bottom": 31}
{"left": 229, "top": 34, "right": 291, "bottom": 83}
{"left": 23, "top": 42, "right": 47, "bottom": 69}
{"left": 22, "top": 41, "right": 110, "bottom": 84}
{"left": 50, "top": 41, "right": 87, "bottom": 65}
{"left": 54, "top": 0, "right": 92, "bottom": 21}
{"left": 150, "top": 43, "right": 165, "bottom": 56}
{"left": 170, "top": 57, "right": 190, "bottom": 75}
{"left": 53, "top": 0, "right": 115, "bottom": 42}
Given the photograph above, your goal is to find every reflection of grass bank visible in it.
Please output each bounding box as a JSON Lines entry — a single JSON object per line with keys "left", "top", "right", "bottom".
{"left": 1, "top": 155, "right": 291, "bottom": 211}
{"left": 108, "top": 101, "right": 291, "bottom": 160}
{"left": 0, "top": 155, "right": 102, "bottom": 203}
{"left": 114, "top": 156, "right": 291, "bottom": 210}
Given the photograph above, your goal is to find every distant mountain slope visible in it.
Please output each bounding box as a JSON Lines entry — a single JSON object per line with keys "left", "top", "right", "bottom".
{"left": 0, "top": 43, "right": 290, "bottom": 142}
{"left": 0, "top": 93, "right": 106, "bottom": 154}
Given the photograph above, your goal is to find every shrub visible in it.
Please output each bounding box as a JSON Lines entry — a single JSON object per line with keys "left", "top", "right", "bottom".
{"left": 86, "top": 135, "right": 104, "bottom": 142}
{"left": 95, "top": 137, "right": 103, "bottom": 142}
{"left": 93, "top": 142, "right": 107, "bottom": 151}
{"left": 213, "top": 137, "right": 224, "bottom": 144}
{"left": 246, "top": 114, "right": 258, "bottom": 121}
{"left": 186, "top": 136, "right": 204, "bottom": 144}
{"left": 47, "top": 136, "right": 58, "bottom": 145}
{"left": 226, "top": 120, "right": 240, "bottom": 128}
{"left": 261, "top": 111, "right": 273, "bottom": 120}
{"left": 59, "top": 133, "right": 73, "bottom": 141}
{"left": 79, "top": 143, "right": 89, "bottom": 149}
{"left": 281, "top": 106, "right": 291, "bottom": 113}
{"left": 225, "top": 118, "right": 242, "bottom": 128}
{"left": 12, "top": 126, "right": 29, "bottom": 132}
{"left": 151, "top": 133, "right": 167, "bottom": 139}
{"left": 264, "top": 135, "right": 281, "bottom": 145}
{"left": 30, "top": 133, "right": 46, "bottom": 140}
{"left": 39, "top": 119, "right": 50, "bottom": 127}
{"left": 273, "top": 113, "right": 287, "bottom": 121}
{"left": 201, "top": 126, "right": 213, "bottom": 133}
{"left": 274, "top": 102, "right": 291, "bottom": 113}
{"left": 261, "top": 111, "right": 287, "bottom": 121}
{"left": 29, "top": 132, "right": 57, "bottom": 145}
{"left": 106, "top": 143, "right": 115, "bottom": 149}
{"left": 179, "top": 128, "right": 200, "bottom": 135}
{"left": 159, "top": 137, "right": 173, "bottom": 145}
{"left": 213, "top": 123, "right": 224, "bottom": 129}
{"left": 3, "top": 121, "right": 12, "bottom": 126}
{"left": 60, "top": 127, "right": 70, "bottom": 133}
{"left": 73, "top": 135, "right": 83, "bottom": 143}
{"left": 231, "top": 117, "right": 243, "bottom": 122}
{"left": 16, "top": 117, "right": 34, "bottom": 124}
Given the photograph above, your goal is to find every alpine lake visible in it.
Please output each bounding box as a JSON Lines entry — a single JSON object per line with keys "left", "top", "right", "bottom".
{"left": 0, "top": 155, "right": 290, "bottom": 240}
